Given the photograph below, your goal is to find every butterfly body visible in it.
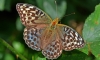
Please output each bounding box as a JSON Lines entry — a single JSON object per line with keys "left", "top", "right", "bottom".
{"left": 16, "top": 3, "right": 85, "bottom": 59}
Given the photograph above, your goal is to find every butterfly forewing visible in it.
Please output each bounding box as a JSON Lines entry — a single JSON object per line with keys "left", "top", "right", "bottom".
{"left": 16, "top": 3, "right": 52, "bottom": 28}
{"left": 57, "top": 25, "right": 85, "bottom": 51}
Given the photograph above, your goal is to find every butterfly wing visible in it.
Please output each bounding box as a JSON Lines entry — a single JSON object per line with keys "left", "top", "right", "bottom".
{"left": 42, "top": 30, "right": 62, "bottom": 59}
{"left": 23, "top": 27, "right": 45, "bottom": 51}
{"left": 57, "top": 24, "right": 85, "bottom": 51}
{"left": 24, "top": 26, "right": 62, "bottom": 59}
{"left": 16, "top": 3, "right": 85, "bottom": 59}
{"left": 16, "top": 3, "right": 52, "bottom": 28}
{"left": 16, "top": 3, "right": 53, "bottom": 51}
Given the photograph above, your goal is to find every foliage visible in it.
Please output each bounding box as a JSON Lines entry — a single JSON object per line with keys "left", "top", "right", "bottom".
{"left": 0, "top": 0, "right": 100, "bottom": 60}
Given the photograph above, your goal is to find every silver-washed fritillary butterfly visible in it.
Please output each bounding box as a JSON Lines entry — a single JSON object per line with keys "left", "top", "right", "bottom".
{"left": 16, "top": 3, "right": 85, "bottom": 59}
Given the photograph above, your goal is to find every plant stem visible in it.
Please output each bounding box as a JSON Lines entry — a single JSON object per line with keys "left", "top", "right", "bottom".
{"left": 0, "top": 38, "right": 27, "bottom": 60}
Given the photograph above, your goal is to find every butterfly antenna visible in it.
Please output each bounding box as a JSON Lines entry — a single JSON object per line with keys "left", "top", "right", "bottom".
{"left": 63, "top": 12, "right": 75, "bottom": 18}
{"left": 54, "top": 0, "right": 58, "bottom": 18}
{"left": 59, "top": 12, "right": 75, "bottom": 24}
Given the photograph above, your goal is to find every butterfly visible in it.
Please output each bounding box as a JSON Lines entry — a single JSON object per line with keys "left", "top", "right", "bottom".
{"left": 16, "top": 3, "right": 85, "bottom": 59}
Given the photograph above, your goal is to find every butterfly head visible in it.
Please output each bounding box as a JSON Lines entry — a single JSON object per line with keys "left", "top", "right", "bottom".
{"left": 50, "top": 18, "right": 59, "bottom": 29}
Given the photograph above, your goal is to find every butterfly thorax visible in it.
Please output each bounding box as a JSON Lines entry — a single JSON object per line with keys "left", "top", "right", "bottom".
{"left": 50, "top": 18, "right": 59, "bottom": 29}
{"left": 40, "top": 18, "right": 59, "bottom": 49}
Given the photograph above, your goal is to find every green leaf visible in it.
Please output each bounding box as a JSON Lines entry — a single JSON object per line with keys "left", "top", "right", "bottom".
{"left": 4, "top": 53, "right": 14, "bottom": 60}
{"left": 32, "top": 54, "right": 46, "bottom": 60}
{"left": 12, "top": 41, "right": 25, "bottom": 53}
{"left": 82, "top": 4, "right": 100, "bottom": 58}
{"left": 0, "top": 38, "right": 27, "bottom": 60}
{"left": 0, "top": 0, "right": 5, "bottom": 11}
{"left": 36, "top": 0, "right": 67, "bottom": 19}
{"left": 37, "top": 57, "right": 46, "bottom": 60}
{"left": 4, "top": 0, "right": 11, "bottom": 11}
{"left": 59, "top": 50, "right": 88, "bottom": 60}
{"left": 36, "top": 0, "right": 44, "bottom": 10}
{"left": 16, "top": 18, "right": 23, "bottom": 31}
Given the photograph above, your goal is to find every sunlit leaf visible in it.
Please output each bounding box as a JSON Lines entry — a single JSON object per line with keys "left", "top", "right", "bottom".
{"left": 0, "top": 0, "right": 5, "bottom": 11}
{"left": 36, "top": 0, "right": 67, "bottom": 19}
{"left": 83, "top": 4, "right": 100, "bottom": 58}
{"left": 12, "top": 41, "right": 25, "bottom": 53}
{"left": 4, "top": 53, "right": 14, "bottom": 60}
{"left": 16, "top": 18, "right": 23, "bottom": 31}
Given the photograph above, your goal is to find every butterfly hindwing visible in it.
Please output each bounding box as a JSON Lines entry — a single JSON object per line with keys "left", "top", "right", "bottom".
{"left": 42, "top": 32, "right": 62, "bottom": 59}
{"left": 57, "top": 25, "right": 85, "bottom": 51}
{"left": 23, "top": 27, "right": 46, "bottom": 51}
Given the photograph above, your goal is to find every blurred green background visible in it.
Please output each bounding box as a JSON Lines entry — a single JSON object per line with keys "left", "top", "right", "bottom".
{"left": 0, "top": 0, "right": 100, "bottom": 60}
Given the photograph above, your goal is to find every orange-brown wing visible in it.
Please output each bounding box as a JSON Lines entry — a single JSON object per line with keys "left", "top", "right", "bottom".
{"left": 23, "top": 27, "right": 46, "bottom": 51}
{"left": 16, "top": 3, "right": 53, "bottom": 51}
{"left": 57, "top": 24, "right": 85, "bottom": 51}
{"left": 42, "top": 30, "right": 62, "bottom": 59}
{"left": 16, "top": 3, "right": 52, "bottom": 28}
